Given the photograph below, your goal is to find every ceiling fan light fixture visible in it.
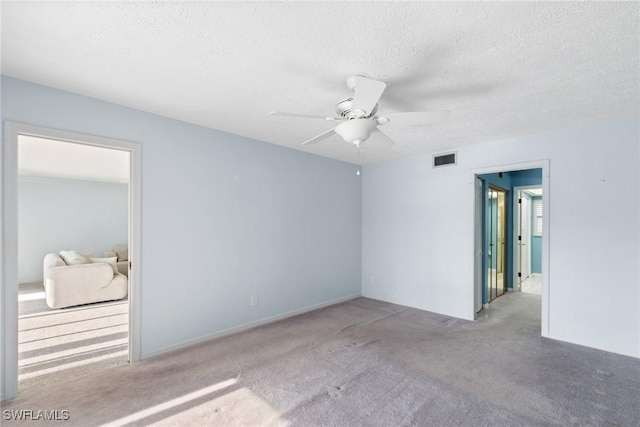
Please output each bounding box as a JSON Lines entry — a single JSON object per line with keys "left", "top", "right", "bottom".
{"left": 270, "top": 76, "right": 449, "bottom": 149}
{"left": 335, "top": 119, "right": 377, "bottom": 146}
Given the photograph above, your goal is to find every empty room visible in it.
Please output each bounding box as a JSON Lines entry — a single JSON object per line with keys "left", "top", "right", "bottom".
{"left": 1, "top": 2, "right": 639, "bottom": 426}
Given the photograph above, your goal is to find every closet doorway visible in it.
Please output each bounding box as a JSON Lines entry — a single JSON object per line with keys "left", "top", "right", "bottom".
{"left": 487, "top": 185, "right": 507, "bottom": 302}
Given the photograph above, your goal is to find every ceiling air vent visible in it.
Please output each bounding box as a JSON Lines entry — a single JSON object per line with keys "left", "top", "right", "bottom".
{"left": 433, "top": 152, "right": 456, "bottom": 168}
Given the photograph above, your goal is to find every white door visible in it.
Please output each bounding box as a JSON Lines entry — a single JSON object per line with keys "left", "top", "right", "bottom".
{"left": 518, "top": 192, "right": 532, "bottom": 283}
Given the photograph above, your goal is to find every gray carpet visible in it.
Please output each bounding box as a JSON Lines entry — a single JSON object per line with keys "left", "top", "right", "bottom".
{"left": 3, "top": 293, "right": 639, "bottom": 426}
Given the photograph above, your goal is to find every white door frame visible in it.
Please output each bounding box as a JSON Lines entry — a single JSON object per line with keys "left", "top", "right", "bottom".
{"left": 2, "top": 122, "right": 141, "bottom": 401}
{"left": 471, "top": 160, "right": 550, "bottom": 337}
{"left": 473, "top": 177, "right": 484, "bottom": 315}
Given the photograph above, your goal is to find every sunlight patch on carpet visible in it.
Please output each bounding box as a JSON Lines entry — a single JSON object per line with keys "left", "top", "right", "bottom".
{"left": 19, "top": 349, "right": 128, "bottom": 380}
{"left": 19, "top": 291, "right": 45, "bottom": 301}
{"left": 103, "top": 378, "right": 240, "bottom": 427}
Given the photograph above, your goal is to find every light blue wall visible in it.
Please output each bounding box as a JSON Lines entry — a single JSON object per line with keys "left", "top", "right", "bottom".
{"left": 18, "top": 178, "right": 128, "bottom": 283}
{"left": 2, "top": 76, "right": 638, "bottom": 365}
{"left": 362, "top": 116, "right": 639, "bottom": 357}
{"left": 511, "top": 169, "right": 543, "bottom": 187}
{"left": 1, "top": 76, "right": 362, "bottom": 357}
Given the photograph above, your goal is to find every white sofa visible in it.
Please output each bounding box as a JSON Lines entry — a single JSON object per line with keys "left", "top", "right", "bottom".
{"left": 43, "top": 253, "right": 128, "bottom": 309}
{"left": 105, "top": 243, "right": 129, "bottom": 278}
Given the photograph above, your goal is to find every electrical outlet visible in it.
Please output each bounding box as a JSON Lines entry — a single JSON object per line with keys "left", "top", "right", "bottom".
{"left": 250, "top": 295, "right": 258, "bottom": 306}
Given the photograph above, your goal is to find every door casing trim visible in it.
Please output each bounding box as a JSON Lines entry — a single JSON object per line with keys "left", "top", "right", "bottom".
{"left": 470, "top": 160, "right": 550, "bottom": 338}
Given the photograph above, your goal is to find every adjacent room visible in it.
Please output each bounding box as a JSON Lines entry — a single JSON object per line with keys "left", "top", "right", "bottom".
{"left": 1, "top": 2, "right": 638, "bottom": 426}
{"left": 17, "top": 136, "right": 131, "bottom": 390}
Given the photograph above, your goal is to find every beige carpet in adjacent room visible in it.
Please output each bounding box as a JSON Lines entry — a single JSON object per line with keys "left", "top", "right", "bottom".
{"left": 17, "top": 282, "right": 129, "bottom": 391}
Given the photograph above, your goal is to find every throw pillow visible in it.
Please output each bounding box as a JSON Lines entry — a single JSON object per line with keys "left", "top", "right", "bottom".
{"left": 113, "top": 243, "right": 128, "bottom": 262}
{"left": 59, "top": 250, "right": 92, "bottom": 265}
{"left": 90, "top": 256, "right": 118, "bottom": 275}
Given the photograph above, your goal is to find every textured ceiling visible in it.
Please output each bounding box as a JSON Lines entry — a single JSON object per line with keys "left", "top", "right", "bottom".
{"left": 2, "top": 1, "right": 638, "bottom": 165}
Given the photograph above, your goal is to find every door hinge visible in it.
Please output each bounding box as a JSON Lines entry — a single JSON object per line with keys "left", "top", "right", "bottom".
{"left": 518, "top": 272, "right": 522, "bottom": 278}
{"left": 518, "top": 198, "right": 522, "bottom": 204}
{"left": 518, "top": 235, "right": 522, "bottom": 241}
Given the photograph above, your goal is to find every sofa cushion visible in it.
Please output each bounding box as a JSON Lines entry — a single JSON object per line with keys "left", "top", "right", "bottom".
{"left": 44, "top": 253, "right": 66, "bottom": 269}
{"left": 59, "top": 250, "right": 92, "bottom": 265}
{"left": 113, "top": 244, "right": 128, "bottom": 262}
{"left": 90, "top": 256, "right": 118, "bottom": 275}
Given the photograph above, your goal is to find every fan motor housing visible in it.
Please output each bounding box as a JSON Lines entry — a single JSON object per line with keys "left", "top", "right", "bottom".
{"left": 335, "top": 97, "right": 377, "bottom": 119}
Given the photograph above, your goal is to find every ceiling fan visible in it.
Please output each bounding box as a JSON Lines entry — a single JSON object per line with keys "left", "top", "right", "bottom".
{"left": 270, "top": 75, "right": 450, "bottom": 147}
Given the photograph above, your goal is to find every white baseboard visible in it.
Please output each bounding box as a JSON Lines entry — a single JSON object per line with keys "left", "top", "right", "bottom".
{"left": 143, "top": 293, "right": 361, "bottom": 360}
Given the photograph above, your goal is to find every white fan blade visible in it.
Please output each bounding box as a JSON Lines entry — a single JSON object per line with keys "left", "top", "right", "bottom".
{"left": 375, "top": 128, "right": 396, "bottom": 145}
{"left": 270, "top": 111, "right": 339, "bottom": 121}
{"left": 301, "top": 128, "right": 335, "bottom": 145}
{"left": 385, "top": 110, "right": 450, "bottom": 126}
{"left": 350, "top": 76, "right": 387, "bottom": 117}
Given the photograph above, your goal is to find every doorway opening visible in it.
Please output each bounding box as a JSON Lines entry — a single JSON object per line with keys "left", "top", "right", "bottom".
{"left": 515, "top": 186, "right": 543, "bottom": 295}
{"left": 17, "top": 135, "right": 130, "bottom": 391}
{"left": 474, "top": 166, "right": 545, "bottom": 318}
{"left": 2, "top": 122, "right": 141, "bottom": 401}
